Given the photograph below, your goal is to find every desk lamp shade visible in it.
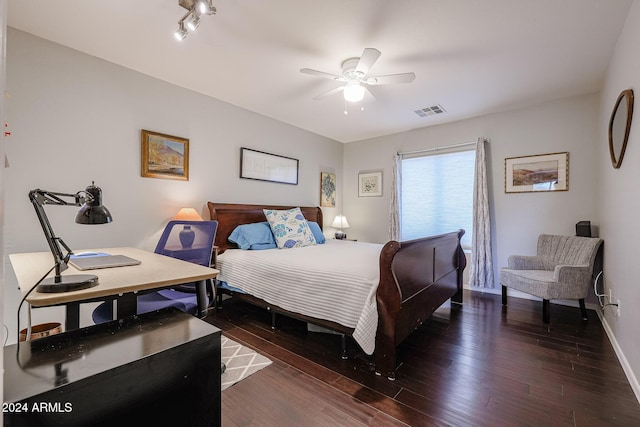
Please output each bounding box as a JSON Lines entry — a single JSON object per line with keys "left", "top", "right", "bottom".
{"left": 173, "top": 208, "right": 203, "bottom": 248}
{"left": 75, "top": 183, "right": 113, "bottom": 224}
{"left": 331, "top": 215, "right": 350, "bottom": 240}
{"left": 30, "top": 182, "right": 113, "bottom": 293}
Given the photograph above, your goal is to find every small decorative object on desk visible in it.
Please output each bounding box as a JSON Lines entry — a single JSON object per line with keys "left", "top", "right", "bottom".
{"left": 331, "top": 215, "right": 350, "bottom": 240}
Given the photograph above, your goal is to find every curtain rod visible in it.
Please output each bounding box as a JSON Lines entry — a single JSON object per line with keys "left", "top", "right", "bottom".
{"left": 398, "top": 140, "right": 477, "bottom": 157}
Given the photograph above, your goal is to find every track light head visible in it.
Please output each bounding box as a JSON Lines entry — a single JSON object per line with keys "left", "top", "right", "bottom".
{"left": 185, "top": 12, "right": 200, "bottom": 31}
{"left": 174, "top": 22, "right": 188, "bottom": 41}
{"left": 196, "top": 0, "right": 216, "bottom": 15}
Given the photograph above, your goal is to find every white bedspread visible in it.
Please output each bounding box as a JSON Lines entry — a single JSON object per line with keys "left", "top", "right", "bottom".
{"left": 217, "top": 240, "right": 383, "bottom": 354}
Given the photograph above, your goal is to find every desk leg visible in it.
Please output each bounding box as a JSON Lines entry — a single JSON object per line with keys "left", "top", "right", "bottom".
{"left": 66, "top": 303, "right": 80, "bottom": 331}
{"left": 116, "top": 293, "right": 137, "bottom": 319}
{"left": 196, "top": 280, "right": 207, "bottom": 318}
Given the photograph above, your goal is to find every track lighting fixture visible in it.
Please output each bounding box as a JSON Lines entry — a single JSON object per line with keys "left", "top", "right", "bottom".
{"left": 175, "top": 0, "right": 216, "bottom": 41}
{"left": 185, "top": 12, "right": 200, "bottom": 31}
{"left": 174, "top": 22, "right": 188, "bottom": 41}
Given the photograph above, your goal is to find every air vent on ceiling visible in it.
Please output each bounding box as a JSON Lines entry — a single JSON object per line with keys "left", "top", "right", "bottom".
{"left": 414, "top": 104, "right": 446, "bottom": 118}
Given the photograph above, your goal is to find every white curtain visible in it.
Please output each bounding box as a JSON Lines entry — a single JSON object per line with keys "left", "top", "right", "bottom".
{"left": 469, "top": 137, "right": 494, "bottom": 288}
{"left": 389, "top": 153, "right": 401, "bottom": 241}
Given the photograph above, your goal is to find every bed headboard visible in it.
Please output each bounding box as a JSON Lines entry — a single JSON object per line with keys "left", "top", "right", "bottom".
{"left": 207, "top": 202, "right": 323, "bottom": 253}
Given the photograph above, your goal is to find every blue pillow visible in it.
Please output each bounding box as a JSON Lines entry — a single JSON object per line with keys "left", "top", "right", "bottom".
{"left": 308, "top": 221, "right": 326, "bottom": 244}
{"left": 228, "top": 222, "right": 277, "bottom": 250}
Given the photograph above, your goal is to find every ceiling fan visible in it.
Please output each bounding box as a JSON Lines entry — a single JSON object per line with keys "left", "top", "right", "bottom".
{"left": 300, "top": 48, "right": 415, "bottom": 104}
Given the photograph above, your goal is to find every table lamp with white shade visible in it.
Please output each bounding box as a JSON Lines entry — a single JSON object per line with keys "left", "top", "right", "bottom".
{"left": 331, "top": 215, "right": 350, "bottom": 240}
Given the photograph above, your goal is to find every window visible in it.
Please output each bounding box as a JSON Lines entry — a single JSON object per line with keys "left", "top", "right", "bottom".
{"left": 400, "top": 148, "right": 475, "bottom": 248}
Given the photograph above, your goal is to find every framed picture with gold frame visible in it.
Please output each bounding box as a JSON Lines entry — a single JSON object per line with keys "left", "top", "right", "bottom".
{"left": 141, "top": 129, "right": 189, "bottom": 181}
{"left": 505, "top": 152, "right": 568, "bottom": 193}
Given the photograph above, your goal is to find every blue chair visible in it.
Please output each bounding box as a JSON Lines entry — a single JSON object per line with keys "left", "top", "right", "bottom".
{"left": 92, "top": 220, "right": 218, "bottom": 324}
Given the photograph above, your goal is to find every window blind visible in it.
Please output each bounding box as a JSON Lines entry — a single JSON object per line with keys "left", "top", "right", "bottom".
{"left": 400, "top": 148, "right": 475, "bottom": 248}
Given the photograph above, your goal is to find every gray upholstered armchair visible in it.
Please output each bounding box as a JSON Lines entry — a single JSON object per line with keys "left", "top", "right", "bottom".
{"left": 500, "top": 234, "right": 603, "bottom": 323}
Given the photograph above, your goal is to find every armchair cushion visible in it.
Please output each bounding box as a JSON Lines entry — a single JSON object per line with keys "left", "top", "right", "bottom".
{"left": 507, "top": 255, "right": 550, "bottom": 270}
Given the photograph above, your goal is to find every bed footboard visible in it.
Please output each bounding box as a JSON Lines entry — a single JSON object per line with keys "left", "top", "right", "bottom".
{"left": 375, "top": 229, "right": 466, "bottom": 379}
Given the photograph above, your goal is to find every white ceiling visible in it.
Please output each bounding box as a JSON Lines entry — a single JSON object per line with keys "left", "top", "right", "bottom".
{"left": 7, "top": 0, "right": 633, "bottom": 143}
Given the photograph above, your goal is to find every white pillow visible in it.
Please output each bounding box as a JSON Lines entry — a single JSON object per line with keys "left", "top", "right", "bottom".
{"left": 263, "top": 207, "right": 317, "bottom": 249}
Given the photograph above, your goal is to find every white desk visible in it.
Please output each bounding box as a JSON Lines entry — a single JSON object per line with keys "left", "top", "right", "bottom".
{"left": 10, "top": 247, "right": 219, "bottom": 330}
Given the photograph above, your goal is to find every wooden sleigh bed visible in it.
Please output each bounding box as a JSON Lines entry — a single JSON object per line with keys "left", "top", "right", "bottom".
{"left": 208, "top": 202, "right": 466, "bottom": 379}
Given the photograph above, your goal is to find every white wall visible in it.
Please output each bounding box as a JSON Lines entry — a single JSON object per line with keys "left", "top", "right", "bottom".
{"left": 597, "top": 0, "right": 640, "bottom": 401}
{"left": 344, "top": 93, "right": 600, "bottom": 292}
{"left": 3, "top": 29, "right": 343, "bottom": 341}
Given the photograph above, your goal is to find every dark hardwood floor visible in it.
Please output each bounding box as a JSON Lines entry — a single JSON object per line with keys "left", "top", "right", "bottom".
{"left": 204, "top": 290, "right": 640, "bottom": 426}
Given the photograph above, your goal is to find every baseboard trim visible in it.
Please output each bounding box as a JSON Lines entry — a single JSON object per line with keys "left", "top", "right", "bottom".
{"left": 464, "top": 284, "right": 601, "bottom": 310}
{"left": 596, "top": 309, "right": 640, "bottom": 405}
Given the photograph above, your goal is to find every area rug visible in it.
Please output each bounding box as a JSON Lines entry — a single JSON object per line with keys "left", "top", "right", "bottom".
{"left": 221, "top": 335, "right": 272, "bottom": 391}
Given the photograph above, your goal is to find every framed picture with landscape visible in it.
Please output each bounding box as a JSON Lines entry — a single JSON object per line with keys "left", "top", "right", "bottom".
{"left": 505, "top": 152, "right": 568, "bottom": 193}
{"left": 141, "top": 129, "right": 189, "bottom": 181}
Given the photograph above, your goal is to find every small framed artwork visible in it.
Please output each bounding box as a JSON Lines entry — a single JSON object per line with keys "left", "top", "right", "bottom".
{"left": 358, "top": 171, "right": 383, "bottom": 197}
{"left": 240, "top": 147, "right": 299, "bottom": 185}
{"left": 141, "top": 129, "right": 189, "bottom": 181}
{"left": 505, "top": 152, "right": 568, "bottom": 193}
{"left": 320, "top": 172, "right": 336, "bottom": 207}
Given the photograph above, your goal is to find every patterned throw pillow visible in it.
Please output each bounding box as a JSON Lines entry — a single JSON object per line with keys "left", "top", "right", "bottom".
{"left": 263, "top": 207, "right": 317, "bottom": 249}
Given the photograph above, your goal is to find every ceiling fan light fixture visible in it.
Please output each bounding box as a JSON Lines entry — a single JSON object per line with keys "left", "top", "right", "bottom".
{"left": 344, "top": 82, "right": 365, "bottom": 103}
{"left": 301, "top": 48, "right": 414, "bottom": 111}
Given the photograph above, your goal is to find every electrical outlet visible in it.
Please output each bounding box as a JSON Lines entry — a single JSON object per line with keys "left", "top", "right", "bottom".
{"left": 616, "top": 299, "right": 621, "bottom": 317}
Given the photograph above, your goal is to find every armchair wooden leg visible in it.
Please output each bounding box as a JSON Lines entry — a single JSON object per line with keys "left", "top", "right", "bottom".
{"left": 502, "top": 285, "right": 508, "bottom": 306}
{"left": 579, "top": 298, "right": 588, "bottom": 321}
{"left": 543, "top": 299, "right": 550, "bottom": 323}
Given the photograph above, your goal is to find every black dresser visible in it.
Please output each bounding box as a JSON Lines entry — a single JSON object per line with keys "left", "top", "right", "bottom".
{"left": 4, "top": 308, "right": 221, "bottom": 427}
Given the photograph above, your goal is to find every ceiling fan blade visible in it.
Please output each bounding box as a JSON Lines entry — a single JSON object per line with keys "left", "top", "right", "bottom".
{"left": 365, "top": 72, "right": 416, "bottom": 85}
{"left": 363, "top": 85, "right": 376, "bottom": 101}
{"left": 355, "top": 48, "right": 381, "bottom": 75}
{"left": 312, "top": 86, "right": 345, "bottom": 100}
{"left": 300, "top": 68, "right": 343, "bottom": 81}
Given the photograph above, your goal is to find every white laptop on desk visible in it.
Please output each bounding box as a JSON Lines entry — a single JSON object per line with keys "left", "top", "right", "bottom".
{"left": 69, "top": 253, "right": 141, "bottom": 270}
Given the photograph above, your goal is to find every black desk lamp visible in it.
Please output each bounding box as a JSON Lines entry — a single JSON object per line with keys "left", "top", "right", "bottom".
{"left": 29, "top": 182, "right": 113, "bottom": 293}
